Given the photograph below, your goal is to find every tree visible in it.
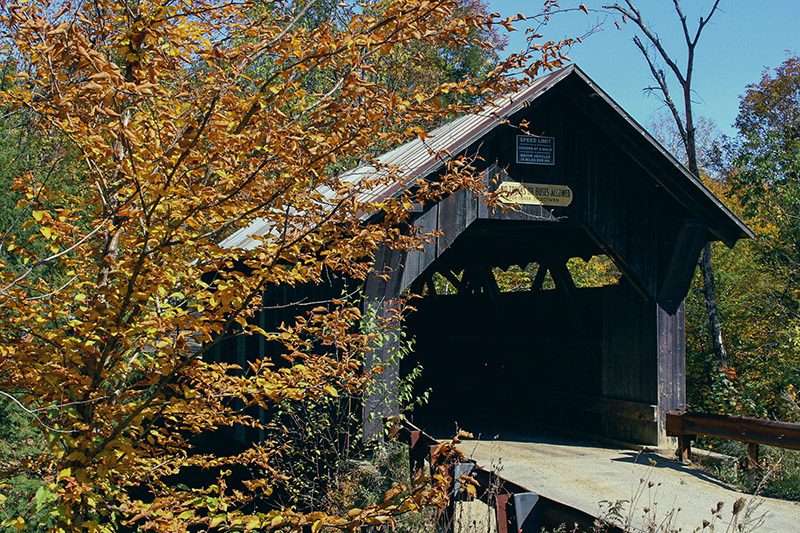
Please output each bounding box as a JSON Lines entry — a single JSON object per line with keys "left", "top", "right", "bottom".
{"left": 604, "top": 0, "right": 730, "bottom": 365}
{"left": 646, "top": 111, "right": 723, "bottom": 177}
{"left": 732, "top": 55, "right": 800, "bottom": 281}
{"left": 0, "top": 0, "right": 568, "bottom": 529}
{"left": 670, "top": 55, "right": 800, "bottom": 426}
{"left": 724, "top": 55, "right": 800, "bottom": 418}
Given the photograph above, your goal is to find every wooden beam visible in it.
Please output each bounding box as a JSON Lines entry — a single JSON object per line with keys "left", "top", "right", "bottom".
{"left": 481, "top": 265, "right": 502, "bottom": 298}
{"left": 547, "top": 256, "right": 587, "bottom": 334}
{"left": 658, "top": 220, "right": 708, "bottom": 313}
{"left": 424, "top": 275, "right": 437, "bottom": 296}
{"left": 461, "top": 265, "right": 480, "bottom": 295}
{"left": 545, "top": 391, "right": 658, "bottom": 422}
{"left": 439, "top": 268, "right": 465, "bottom": 294}
{"left": 531, "top": 263, "right": 548, "bottom": 292}
{"left": 581, "top": 223, "right": 655, "bottom": 302}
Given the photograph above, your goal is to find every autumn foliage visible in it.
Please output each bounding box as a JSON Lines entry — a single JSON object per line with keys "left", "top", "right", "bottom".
{"left": 0, "top": 0, "right": 571, "bottom": 529}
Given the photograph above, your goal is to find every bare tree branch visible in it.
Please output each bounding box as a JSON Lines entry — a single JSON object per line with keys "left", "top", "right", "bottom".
{"left": 632, "top": 35, "right": 687, "bottom": 143}
{"left": 604, "top": 1, "right": 686, "bottom": 85}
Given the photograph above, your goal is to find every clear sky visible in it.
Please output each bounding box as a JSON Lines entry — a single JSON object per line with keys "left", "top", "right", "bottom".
{"left": 488, "top": 0, "right": 799, "bottom": 137}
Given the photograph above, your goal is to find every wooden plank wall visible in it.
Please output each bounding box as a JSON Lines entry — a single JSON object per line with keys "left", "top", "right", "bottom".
{"left": 657, "top": 301, "right": 687, "bottom": 443}
{"left": 600, "top": 283, "right": 659, "bottom": 444}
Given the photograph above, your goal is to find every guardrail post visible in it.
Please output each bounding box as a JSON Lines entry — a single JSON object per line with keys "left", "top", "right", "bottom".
{"left": 452, "top": 462, "right": 476, "bottom": 500}
{"left": 747, "top": 442, "right": 759, "bottom": 471}
{"left": 406, "top": 430, "right": 425, "bottom": 476}
{"left": 666, "top": 409, "right": 694, "bottom": 463}
{"left": 677, "top": 435, "right": 692, "bottom": 463}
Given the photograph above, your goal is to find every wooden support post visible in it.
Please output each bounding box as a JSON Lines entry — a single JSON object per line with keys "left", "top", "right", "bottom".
{"left": 408, "top": 430, "right": 424, "bottom": 476}
{"left": 439, "top": 268, "right": 465, "bottom": 293}
{"left": 480, "top": 265, "right": 508, "bottom": 325}
{"left": 481, "top": 265, "right": 502, "bottom": 298}
{"left": 530, "top": 263, "right": 548, "bottom": 291}
{"left": 428, "top": 444, "right": 440, "bottom": 472}
{"left": 747, "top": 442, "right": 759, "bottom": 471}
{"left": 424, "top": 275, "right": 437, "bottom": 296}
{"left": 462, "top": 265, "right": 483, "bottom": 295}
{"left": 548, "top": 256, "right": 588, "bottom": 334}
{"left": 459, "top": 266, "right": 474, "bottom": 294}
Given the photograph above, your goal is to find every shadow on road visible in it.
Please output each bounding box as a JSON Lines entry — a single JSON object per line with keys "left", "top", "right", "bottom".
{"left": 611, "top": 451, "right": 738, "bottom": 491}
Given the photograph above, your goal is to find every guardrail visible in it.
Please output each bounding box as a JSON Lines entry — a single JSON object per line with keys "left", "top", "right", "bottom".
{"left": 392, "top": 418, "right": 622, "bottom": 533}
{"left": 665, "top": 409, "right": 800, "bottom": 469}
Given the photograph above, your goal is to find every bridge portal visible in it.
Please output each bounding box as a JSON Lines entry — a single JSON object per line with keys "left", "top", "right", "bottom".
{"left": 362, "top": 66, "right": 752, "bottom": 446}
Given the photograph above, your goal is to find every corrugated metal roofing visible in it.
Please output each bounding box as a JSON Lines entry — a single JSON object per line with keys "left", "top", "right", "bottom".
{"left": 220, "top": 67, "right": 573, "bottom": 250}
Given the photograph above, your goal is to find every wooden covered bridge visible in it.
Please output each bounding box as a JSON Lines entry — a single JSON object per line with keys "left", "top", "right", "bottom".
{"left": 223, "top": 65, "right": 753, "bottom": 447}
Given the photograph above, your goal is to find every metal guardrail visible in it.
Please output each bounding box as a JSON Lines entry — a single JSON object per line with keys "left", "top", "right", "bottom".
{"left": 393, "top": 419, "right": 622, "bottom": 533}
{"left": 665, "top": 409, "right": 800, "bottom": 469}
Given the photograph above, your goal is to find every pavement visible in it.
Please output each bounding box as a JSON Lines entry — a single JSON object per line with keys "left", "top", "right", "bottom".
{"left": 446, "top": 427, "right": 800, "bottom": 532}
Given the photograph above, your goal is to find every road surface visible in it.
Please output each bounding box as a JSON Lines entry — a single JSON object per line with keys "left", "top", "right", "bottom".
{"left": 450, "top": 428, "right": 800, "bottom": 532}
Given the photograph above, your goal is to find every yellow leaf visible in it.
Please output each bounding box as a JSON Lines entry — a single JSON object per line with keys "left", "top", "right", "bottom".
{"left": 323, "top": 384, "right": 339, "bottom": 397}
{"left": 40, "top": 226, "right": 53, "bottom": 239}
{"left": 32, "top": 210, "right": 44, "bottom": 221}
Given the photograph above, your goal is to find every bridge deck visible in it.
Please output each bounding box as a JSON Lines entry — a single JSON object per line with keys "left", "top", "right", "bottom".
{"left": 451, "top": 428, "right": 800, "bottom": 532}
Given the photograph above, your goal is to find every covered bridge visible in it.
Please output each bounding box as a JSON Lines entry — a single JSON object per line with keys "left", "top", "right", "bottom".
{"left": 224, "top": 65, "right": 753, "bottom": 446}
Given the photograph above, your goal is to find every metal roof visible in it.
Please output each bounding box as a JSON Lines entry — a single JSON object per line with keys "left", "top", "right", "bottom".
{"left": 220, "top": 67, "right": 572, "bottom": 250}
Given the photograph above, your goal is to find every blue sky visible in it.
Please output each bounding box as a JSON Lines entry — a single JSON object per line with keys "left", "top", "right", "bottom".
{"left": 488, "top": 0, "right": 799, "bottom": 137}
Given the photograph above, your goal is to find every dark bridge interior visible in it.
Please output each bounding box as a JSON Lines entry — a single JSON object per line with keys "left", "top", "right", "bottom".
{"left": 402, "top": 220, "right": 662, "bottom": 443}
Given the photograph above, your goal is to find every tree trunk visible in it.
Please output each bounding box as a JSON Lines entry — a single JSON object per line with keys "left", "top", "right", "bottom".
{"left": 699, "top": 242, "right": 727, "bottom": 364}
{"left": 686, "top": 115, "right": 728, "bottom": 366}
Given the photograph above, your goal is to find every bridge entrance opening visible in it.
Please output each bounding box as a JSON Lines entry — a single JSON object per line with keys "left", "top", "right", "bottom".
{"left": 402, "top": 221, "right": 662, "bottom": 444}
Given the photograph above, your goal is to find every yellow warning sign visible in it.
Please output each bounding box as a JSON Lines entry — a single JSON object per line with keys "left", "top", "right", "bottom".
{"left": 496, "top": 181, "right": 573, "bottom": 207}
